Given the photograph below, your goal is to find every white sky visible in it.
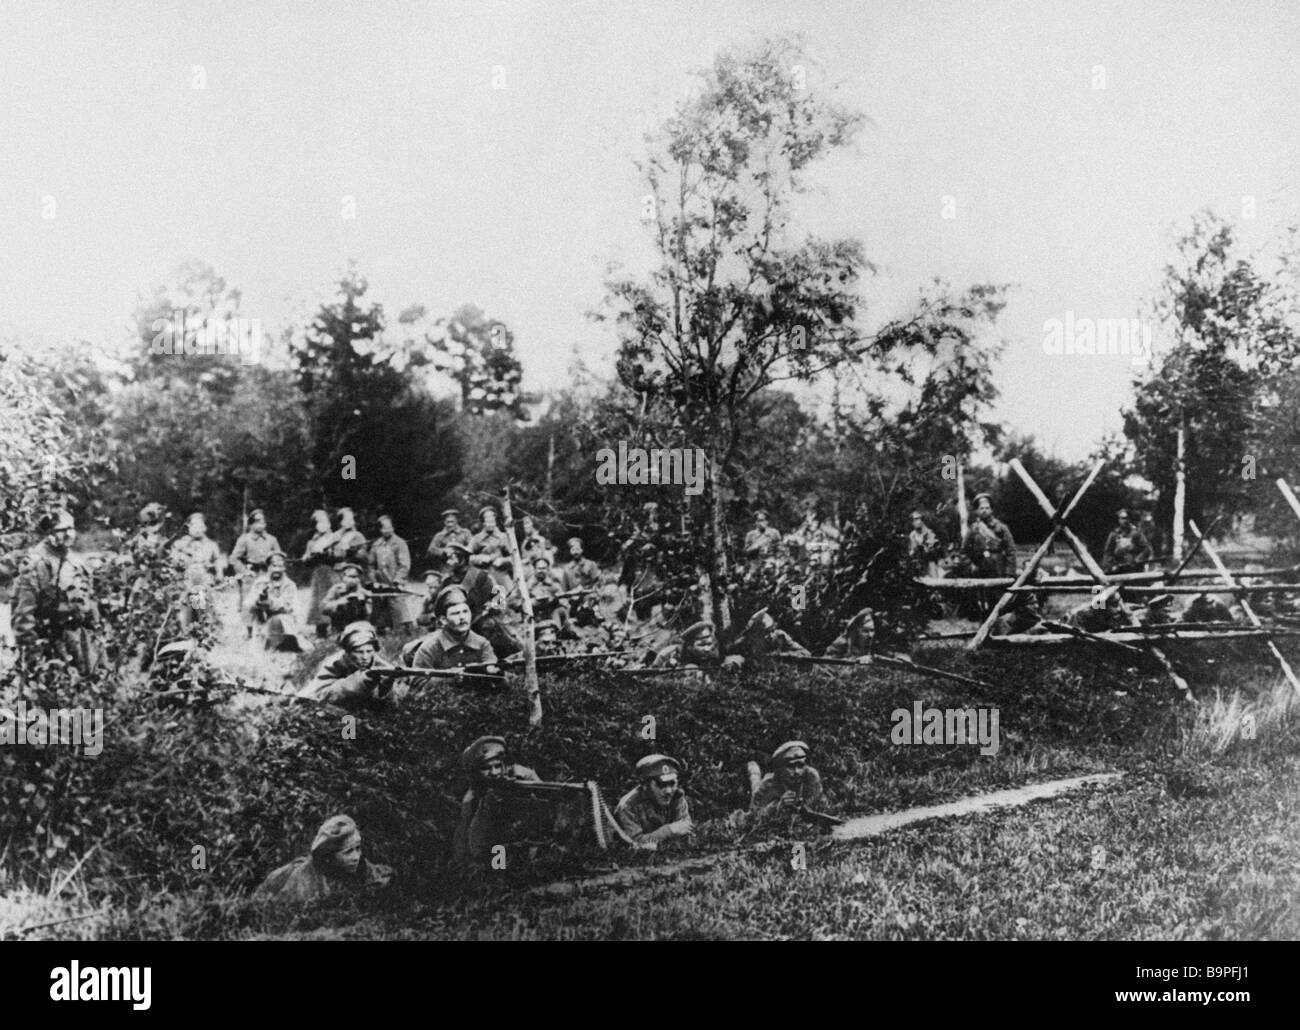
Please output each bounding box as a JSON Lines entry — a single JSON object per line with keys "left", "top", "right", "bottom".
{"left": 2, "top": 0, "right": 1298, "bottom": 460}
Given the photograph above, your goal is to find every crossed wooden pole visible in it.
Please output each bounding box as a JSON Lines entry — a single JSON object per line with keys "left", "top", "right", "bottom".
{"left": 969, "top": 459, "right": 1194, "bottom": 702}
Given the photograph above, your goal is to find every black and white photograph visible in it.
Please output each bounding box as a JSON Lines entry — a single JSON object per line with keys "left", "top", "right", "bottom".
{"left": 0, "top": 0, "right": 1295, "bottom": 978}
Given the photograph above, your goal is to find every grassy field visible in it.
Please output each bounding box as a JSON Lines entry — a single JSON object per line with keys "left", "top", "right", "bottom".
{"left": 5, "top": 581, "right": 1299, "bottom": 941}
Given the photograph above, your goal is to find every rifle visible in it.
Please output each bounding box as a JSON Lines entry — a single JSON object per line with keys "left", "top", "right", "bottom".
{"left": 797, "top": 803, "right": 844, "bottom": 829}
{"left": 502, "top": 650, "right": 628, "bottom": 670}
{"left": 372, "top": 663, "right": 506, "bottom": 686}
{"left": 770, "top": 652, "right": 996, "bottom": 692}
{"left": 362, "top": 586, "right": 423, "bottom": 597}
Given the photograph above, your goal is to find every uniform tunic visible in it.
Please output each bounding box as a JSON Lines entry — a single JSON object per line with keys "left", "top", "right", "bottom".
{"left": 427, "top": 525, "right": 473, "bottom": 562}
{"left": 1103, "top": 526, "right": 1153, "bottom": 573}
{"left": 230, "top": 529, "right": 282, "bottom": 575}
{"left": 254, "top": 855, "right": 391, "bottom": 903}
{"left": 743, "top": 525, "right": 783, "bottom": 558}
{"left": 12, "top": 542, "right": 101, "bottom": 671}
{"left": 368, "top": 534, "right": 415, "bottom": 628}
{"left": 561, "top": 556, "right": 602, "bottom": 592}
{"left": 751, "top": 766, "right": 824, "bottom": 812}
{"left": 298, "top": 651, "right": 394, "bottom": 707}
{"left": 614, "top": 786, "right": 691, "bottom": 843}
{"left": 963, "top": 516, "right": 1016, "bottom": 577}
{"left": 452, "top": 764, "right": 541, "bottom": 870}
{"left": 410, "top": 626, "right": 497, "bottom": 670}
{"left": 320, "top": 584, "right": 371, "bottom": 633}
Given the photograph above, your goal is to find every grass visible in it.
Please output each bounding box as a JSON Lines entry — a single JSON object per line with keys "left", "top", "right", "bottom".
{"left": 6, "top": 584, "right": 1300, "bottom": 940}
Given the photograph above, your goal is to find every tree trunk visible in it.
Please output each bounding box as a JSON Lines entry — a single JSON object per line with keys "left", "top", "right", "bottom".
{"left": 1173, "top": 421, "right": 1186, "bottom": 560}
{"left": 704, "top": 455, "right": 731, "bottom": 632}
{"left": 501, "top": 487, "right": 542, "bottom": 727}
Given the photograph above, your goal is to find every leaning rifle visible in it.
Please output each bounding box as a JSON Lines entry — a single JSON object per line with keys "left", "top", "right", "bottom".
{"left": 770, "top": 651, "right": 995, "bottom": 692}
{"left": 797, "top": 803, "right": 844, "bottom": 829}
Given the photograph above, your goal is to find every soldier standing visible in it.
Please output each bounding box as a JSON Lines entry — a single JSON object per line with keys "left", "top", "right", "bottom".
{"left": 367, "top": 514, "right": 415, "bottom": 636}
{"left": 12, "top": 509, "right": 102, "bottom": 675}
{"left": 231, "top": 509, "right": 281, "bottom": 638}
{"left": 743, "top": 511, "right": 783, "bottom": 565}
{"left": 560, "top": 536, "right": 604, "bottom": 628}
{"left": 443, "top": 543, "right": 521, "bottom": 659}
{"left": 908, "top": 510, "right": 941, "bottom": 577}
{"left": 1102, "top": 508, "right": 1153, "bottom": 575}
{"left": 614, "top": 754, "right": 693, "bottom": 850}
{"left": 169, "top": 513, "right": 222, "bottom": 635}
{"left": 469, "top": 506, "right": 514, "bottom": 588}
{"left": 962, "top": 494, "right": 1016, "bottom": 578}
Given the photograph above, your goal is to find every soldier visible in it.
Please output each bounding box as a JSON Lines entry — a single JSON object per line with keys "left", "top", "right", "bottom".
{"left": 169, "top": 513, "right": 222, "bottom": 634}
{"left": 727, "top": 607, "right": 809, "bottom": 667}
{"left": 320, "top": 563, "right": 371, "bottom": 635}
{"left": 230, "top": 508, "right": 282, "bottom": 581}
{"left": 651, "top": 620, "right": 722, "bottom": 669}
{"left": 614, "top": 754, "right": 693, "bottom": 850}
{"left": 306, "top": 508, "right": 368, "bottom": 637}
{"left": 743, "top": 511, "right": 783, "bottom": 563}
{"left": 789, "top": 500, "right": 841, "bottom": 567}
{"left": 127, "top": 502, "right": 169, "bottom": 561}
{"left": 908, "top": 510, "right": 941, "bottom": 576}
{"left": 367, "top": 515, "right": 415, "bottom": 636}
{"left": 533, "top": 618, "right": 563, "bottom": 658}
{"left": 518, "top": 514, "right": 553, "bottom": 566}
{"left": 255, "top": 814, "right": 392, "bottom": 904}
{"left": 232, "top": 509, "right": 282, "bottom": 637}
{"left": 452, "top": 735, "right": 541, "bottom": 872}
{"left": 416, "top": 568, "right": 446, "bottom": 630}
{"left": 302, "top": 509, "right": 337, "bottom": 637}
{"left": 426, "top": 508, "right": 473, "bottom": 574}
{"left": 469, "top": 506, "right": 513, "bottom": 582}
{"left": 824, "top": 607, "right": 876, "bottom": 659}
{"left": 444, "top": 542, "right": 521, "bottom": 659}
{"left": 1183, "top": 593, "right": 1235, "bottom": 624}
{"left": 410, "top": 585, "right": 499, "bottom": 671}
{"left": 963, "top": 494, "right": 1016, "bottom": 578}
{"left": 1102, "top": 508, "right": 1153, "bottom": 575}
{"left": 12, "top": 509, "right": 102, "bottom": 674}
{"left": 297, "top": 621, "right": 395, "bottom": 709}
{"left": 749, "top": 740, "right": 825, "bottom": 816}
{"left": 1070, "top": 592, "right": 1127, "bottom": 633}
{"left": 248, "top": 551, "right": 303, "bottom": 652}
{"left": 525, "top": 553, "right": 572, "bottom": 635}
{"left": 560, "top": 536, "right": 601, "bottom": 592}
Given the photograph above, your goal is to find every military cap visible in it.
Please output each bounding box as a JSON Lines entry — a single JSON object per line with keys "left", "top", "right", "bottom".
{"left": 434, "top": 584, "right": 469, "bottom": 616}
{"left": 267, "top": 550, "right": 287, "bottom": 563}
{"left": 441, "top": 508, "right": 461, "bottom": 519}
{"left": 743, "top": 607, "right": 774, "bottom": 634}
{"left": 157, "top": 639, "right": 198, "bottom": 661}
{"left": 249, "top": 508, "right": 266, "bottom": 522}
{"left": 478, "top": 505, "right": 498, "bottom": 519}
{"left": 186, "top": 512, "right": 206, "bottom": 527}
{"left": 1116, "top": 508, "right": 1129, "bottom": 518}
{"left": 772, "top": 740, "right": 809, "bottom": 763}
{"left": 460, "top": 735, "right": 507, "bottom": 772}
{"left": 566, "top": 536, "right": 583, "bottom": 548}
{"left": 337, "top": 561, "right": 363, "bottom": 574}
{"left": 844, "top": 607, "right": 876, "bottom": 630}
{"left": 422, "top": 568, "right": 444, "bottom": 581}
{"left": 681, "top": 620, "right": 716, "bottom": 643}
{"left": 139, "top": 502, "right": 165, "bottom": 525}
{"left": 339, "top": 621, "right": 378, "bottom": 651}
{"left": 535, "top": 619, "right": 559, "bottom": 633}
{"left": 973, "top": 493, "right": 992, "bottom": 505}
{"left": 635, "top": 754, "right": 681, "bottom": 780}
{"left": 38, "top": 509, "right": 75, "bottom": 534}
{"left": 754, "top": 509, "right": 768, "bottom": 519}
{"left": 310, "top": 814, "right": 361, "bottom": 858}
{"left": 1148, "top": 594, "right": 1172, "bottom": 607}
{"left": 532, "top": 552, "right": 552, "bottom": 566}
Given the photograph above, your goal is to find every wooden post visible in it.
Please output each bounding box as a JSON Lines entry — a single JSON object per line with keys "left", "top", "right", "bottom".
{"left": 1173, "top": 420, "right": 1186, "bottom": 560}
{"left": 501, "top": 487, "right": 542, "bottom": 727}
{"left": 1277, "top": 478, "right": 1300, "bottom": 524}
{"left": 956, "top": 459, "right": 969, "bottom": 544}
{"left": 1190, "top": 518, "right": 1300, "bottom": 699}
{"left": 967, "top": 460, "right": 1103, "bottom": 650}
{"left": 1010, "top": 459, "right": 1194, "bottom": 702}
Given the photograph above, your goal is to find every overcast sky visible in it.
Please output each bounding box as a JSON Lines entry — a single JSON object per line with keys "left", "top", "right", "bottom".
{"left": 3, "top": 0, "right": 1298, "bottom": 460}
